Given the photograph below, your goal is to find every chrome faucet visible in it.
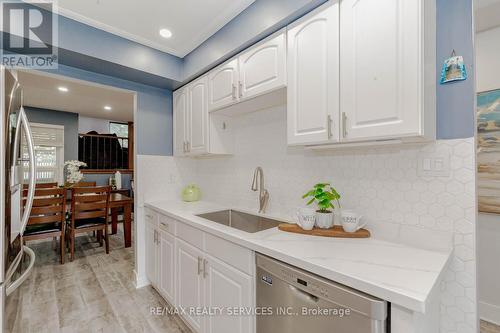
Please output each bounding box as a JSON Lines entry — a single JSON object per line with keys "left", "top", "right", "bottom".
{"left": 251, "top": 167, "right": 269, "bottom": 213}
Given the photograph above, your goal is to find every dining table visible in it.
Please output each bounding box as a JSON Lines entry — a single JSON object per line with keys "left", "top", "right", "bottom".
{"left": 64, "top": 187, "right": 133, "bottom": 248}
{"left": 108, "top": 193, "right": 133, "bottom": 248}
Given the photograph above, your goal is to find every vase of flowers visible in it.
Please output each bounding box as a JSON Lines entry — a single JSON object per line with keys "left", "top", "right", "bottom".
{"left": 302, "top": 183, "right": 341, "bottom": 229}
{"left": 64, "top": 160, "right": 87, "bottom": 186}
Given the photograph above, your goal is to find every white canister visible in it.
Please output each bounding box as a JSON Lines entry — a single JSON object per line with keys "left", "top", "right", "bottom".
{"left": 315, "top": 211, "right": 334, "bottom": 229}
{"left": 115, "top": 170, "right": 122, "bottom": 189}
{"left": 341, "top": 210, "right": 366, "bottom": 233}
{"left": 296, "top": 208, "right": 316, "bottom": 231}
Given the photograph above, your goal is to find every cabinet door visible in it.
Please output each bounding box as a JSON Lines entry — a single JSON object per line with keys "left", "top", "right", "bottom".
{"left": 145, "top": 223, "right": 157, "bottom": 287}
{"left": 287, "top": 2, "right": 340, "bottom": 145}
{"left": 176, "top": 239, "right": 204, "bottom": 333}
{"left": 188, "top": 76, "right": 209, "bottom": 155}
{"left": 238, "top": 30, "right": 286, "bottom": 100}
{"left": 204, "top": 255, "right": 254, "bottom": 333}
{"left": 340, "top": 0, "right": 422, "bottom": 141}
{"left": 173, "top": 87, "right": 188, "bottom": 156}
{"left": 208, "top": 59, "right": 239, "bottom": 111}
{"left": 158, "top": 230, "right": 175, "bottom": 305}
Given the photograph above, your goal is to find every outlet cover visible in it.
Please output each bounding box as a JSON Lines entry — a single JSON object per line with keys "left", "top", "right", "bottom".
{"left": 417, "top": 152, "right": 450, "bottom": 177}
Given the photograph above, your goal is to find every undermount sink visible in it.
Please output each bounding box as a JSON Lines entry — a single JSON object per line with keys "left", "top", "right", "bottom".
{"left": 196, "top": 210, "right": 281, "bottom": 233}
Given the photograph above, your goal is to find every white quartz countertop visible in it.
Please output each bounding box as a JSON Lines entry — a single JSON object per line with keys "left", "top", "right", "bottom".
{"left": 144, "top": 200, "right": 451, "bottom": 313}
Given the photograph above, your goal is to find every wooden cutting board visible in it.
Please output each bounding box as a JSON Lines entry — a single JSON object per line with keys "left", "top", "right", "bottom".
{"left": 278, "top": 223, "right": 370, "bottom": 238}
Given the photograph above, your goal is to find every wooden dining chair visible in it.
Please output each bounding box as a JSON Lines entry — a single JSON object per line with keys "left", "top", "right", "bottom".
{"left": 68, "top": 186, "right": 111, "bottom": 261}
{"left": 73, "top": 181, "right": 97, "bottom": 187}
{"left": 23, "top": 188, "right": 66, "bottom": 264}
{"left": 23, "top": 182, "right": 58, "bottom": 189}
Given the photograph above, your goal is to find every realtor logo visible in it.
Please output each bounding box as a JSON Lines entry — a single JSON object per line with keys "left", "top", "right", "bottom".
{"left": 1, "top": 1, "right": 58, "bottom": 68}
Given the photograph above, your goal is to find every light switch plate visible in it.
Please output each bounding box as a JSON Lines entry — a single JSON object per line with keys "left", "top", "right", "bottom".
{"left": 417, "top": 152, "right": 450, "bottom": 177}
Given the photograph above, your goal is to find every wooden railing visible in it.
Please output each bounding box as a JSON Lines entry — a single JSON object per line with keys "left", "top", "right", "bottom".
{"left": 78, "top": 133, "right": 130, "bottom": 170}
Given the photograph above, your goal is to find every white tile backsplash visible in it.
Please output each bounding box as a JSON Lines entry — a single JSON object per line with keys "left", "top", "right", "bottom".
{"left": 140, "top": 105, "right": 477, "bottom": 332}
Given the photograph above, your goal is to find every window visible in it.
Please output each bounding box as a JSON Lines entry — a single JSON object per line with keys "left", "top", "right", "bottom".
{"left": 109, "top": 122, "right": 128, "bottom": 148}
{"left": 23, "top": 123, "right": 64, "bottom": 184}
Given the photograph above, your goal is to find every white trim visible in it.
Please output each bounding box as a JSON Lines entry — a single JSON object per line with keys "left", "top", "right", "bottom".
{"left": 134, "top": 269, "right": 150, "bottom": 289}
{"left": 30, "top": 122, "right": 64, "bottom": 130}
{"left": 56, "top": 0, "right": 255, "bottom": 57}
{"left": 480, "top": 301, "right": 500, "bottom": 326}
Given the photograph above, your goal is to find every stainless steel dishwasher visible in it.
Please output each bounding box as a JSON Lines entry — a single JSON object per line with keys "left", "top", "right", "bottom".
{"left": 256, "top": 254, "right": 387, "bottom": 333}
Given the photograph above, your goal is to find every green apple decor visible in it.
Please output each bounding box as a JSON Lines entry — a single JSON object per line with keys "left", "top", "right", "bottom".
{"left": 302, "top": 183, "right": 341, "bottom": 229}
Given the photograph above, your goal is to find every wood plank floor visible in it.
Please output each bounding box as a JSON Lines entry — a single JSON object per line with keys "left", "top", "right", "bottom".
{"left": 482, "top": 320, "right": 500, "bottom": 333}
{"left": 5, "top": 228, "right": 191, "bottom": 333}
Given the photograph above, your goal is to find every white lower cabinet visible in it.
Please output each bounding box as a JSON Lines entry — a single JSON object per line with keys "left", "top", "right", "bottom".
{"left": 176, "top": 238, "right": 205, "bottom": 332}
{"left": 158, "top": 229, "right": 175, "bottom": 304}
{"left": 204, "top": 255, "right": 254, "bottom": 333}
{"left": 147, "top": 211, "right": 256, "bottom": 333}
{"left": 145, "top": 216, "right": 158, "bottom": 287}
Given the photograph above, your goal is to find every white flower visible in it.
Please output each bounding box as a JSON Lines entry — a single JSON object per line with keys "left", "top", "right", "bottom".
{"left": 64, "top": 160, "right": 87, "bottom": 184}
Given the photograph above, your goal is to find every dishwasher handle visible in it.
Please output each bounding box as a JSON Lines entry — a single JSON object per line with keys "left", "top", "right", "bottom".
{"left": 288, "top": 284, "right": 319, "bottom": 303}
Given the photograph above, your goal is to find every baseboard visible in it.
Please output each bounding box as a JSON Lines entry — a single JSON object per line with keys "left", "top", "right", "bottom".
{"left": 134, "top": 269, "right": 150, "bottom": 289}
{"left": 480, "top": 301, "right": 500, "bottom": 325}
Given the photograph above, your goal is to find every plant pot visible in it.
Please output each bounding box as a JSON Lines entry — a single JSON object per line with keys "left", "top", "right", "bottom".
{"left": 315, "top": 211, "right": 334, "bottom": 229}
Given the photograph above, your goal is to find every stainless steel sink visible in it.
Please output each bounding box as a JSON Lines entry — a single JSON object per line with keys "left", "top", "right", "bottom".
{"left": 196, "top": 210, "right": 281, "bottom": 233}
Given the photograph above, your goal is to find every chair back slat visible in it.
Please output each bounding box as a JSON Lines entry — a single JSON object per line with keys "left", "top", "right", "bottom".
{"left": 23, "top": 182, "right": 58, "bottom": 190}
{"left": 71, "top": 186, "right": 110, "bottom": 221}
{"left": 73, "top": 181, "right": 97, "bottom": 187}
{"left": 26, "top": 188, "right": 66, "bottom": 226}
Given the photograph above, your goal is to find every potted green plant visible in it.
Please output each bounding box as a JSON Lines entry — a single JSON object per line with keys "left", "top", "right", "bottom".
{"left": 302, "top": 183, "right": 341, "bottom": 229}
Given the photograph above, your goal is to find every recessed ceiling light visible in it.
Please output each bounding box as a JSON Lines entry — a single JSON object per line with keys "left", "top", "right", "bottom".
{"left": 104, "top": 105, "right": 112, "bottom": 111}
{"left": 58, "top": 86, "right": 68, "bottom": 92}
{"left": 159, "top": 28, "right": 172, "bottom": 39}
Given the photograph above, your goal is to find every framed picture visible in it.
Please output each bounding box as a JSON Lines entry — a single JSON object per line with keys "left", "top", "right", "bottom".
{"left": 477, "top": 88, "right": 500, "bottom": 214}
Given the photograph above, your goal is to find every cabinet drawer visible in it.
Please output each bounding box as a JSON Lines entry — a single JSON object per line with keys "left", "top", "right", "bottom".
{"left": 177, "top": 222, "right": 204, "bottom": 249}
{"left": 158, "top": 214, "right": 176, "bottom": 236}
{"left": 144, "top": 208, "right": 158, "bottom": 227}
{"left": 205, "top": 233, "right": 254, "bottom": 275}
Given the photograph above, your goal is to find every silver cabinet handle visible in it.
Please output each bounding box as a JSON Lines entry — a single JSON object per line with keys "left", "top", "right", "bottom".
{"left": 342, "top": 112, "right": 348, "bottom": 138}
{"left": 327, "top": 115, "right": 333, "bottom": 139}
{"left": 197, "top": 257, "right": 203, "bottom": 275}
{"left": 160, "top": 222, "right": 168, "bottom": 229}
{"left": 146, "top": 214, "right": 153, "bottom": 219}
{"left": 238, "top": 81, "right": 243, "bottom": 98}
{"left": 154, "top": 230, "right": 157, "bottom": 244}
{"left": 187, "top": 141, "right": 190, "bottom": 152}
{"left": 203, "top": 259, "right": 208, "bottom": 278}
{"left": 232, "top": 83, "right": 236, "bottom": 99}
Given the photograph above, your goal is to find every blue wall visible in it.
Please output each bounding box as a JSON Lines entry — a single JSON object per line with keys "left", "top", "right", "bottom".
{"left": 83, "top": 173, "right": 132, "bottom": 190}
{"left": 44, "top": 64, "right": 173, "bottom": 156}
{"left": 24, "top": 107, "right": 79, "bottom": 160}
{"left": 436, "top": 0, "right": 475, "bottom": 139}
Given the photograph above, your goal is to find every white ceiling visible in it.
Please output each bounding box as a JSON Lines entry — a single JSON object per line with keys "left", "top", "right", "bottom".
{"left": 18, "top": 71, "right": 135, "bottom": 122}
{"left": 57, "top": 0, "right": 255, "bottom": 57}
{"left": 475, "top": 0, "right": 500, "bottom": 32}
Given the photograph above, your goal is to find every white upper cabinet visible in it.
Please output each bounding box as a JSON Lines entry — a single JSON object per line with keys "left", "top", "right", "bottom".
{"left": 188, "top": 76, "right": 209, "bottom": 155}
{"left": 287, "top": 1, "right": 340, "bottom": 145}
{"left": 208, "top": 59, "right": 239, "bottom": 111}
{"left": 238, "top": 29, "right": 286, "bottom": 100}
{"left": 173, "top": 87, "right": 188, "bottom": 156}
{"left": 340, "top": 0, "right": 435, "bottom": 142}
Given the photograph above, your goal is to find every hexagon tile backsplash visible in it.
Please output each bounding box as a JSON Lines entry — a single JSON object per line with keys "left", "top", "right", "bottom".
{"left": 159, "top": 106, "right": 477, "bottom": 332}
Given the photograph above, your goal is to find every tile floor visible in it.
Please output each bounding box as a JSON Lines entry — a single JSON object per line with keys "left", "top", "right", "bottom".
{"left": 482, "top": 320, "right": 500, "bottom": 333}
{"left": 6, "top": 228, "right": 191, "bottom": 333}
